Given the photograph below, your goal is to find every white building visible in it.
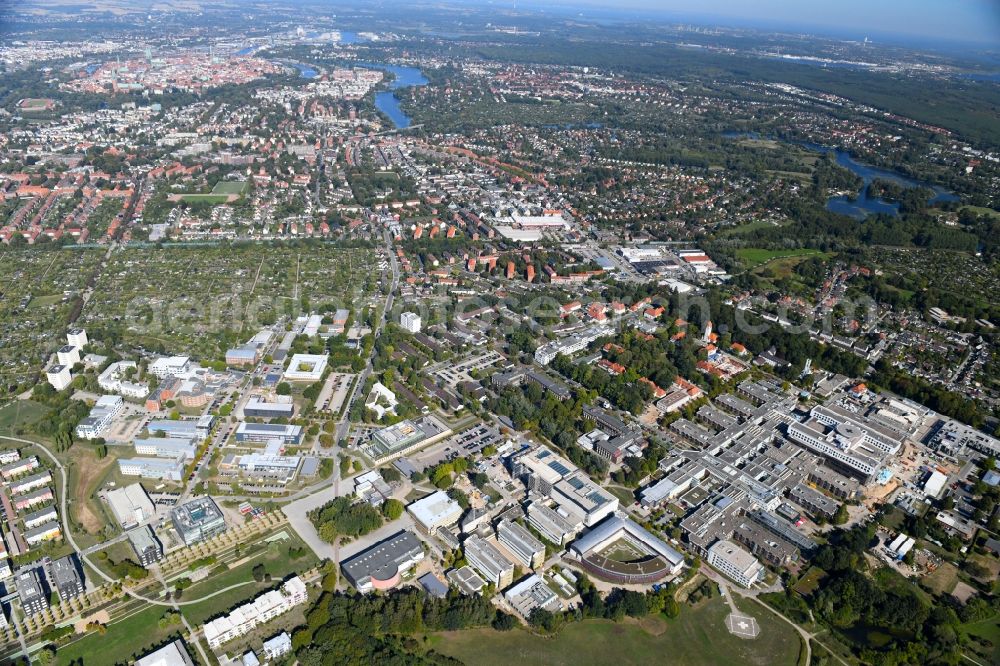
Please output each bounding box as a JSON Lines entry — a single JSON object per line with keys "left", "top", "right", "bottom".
{"left": 135, "top": 639, "right": 195, "bottom": 666}
{"left": 106, "top": 483, "right": 156, "bottom": 529}
{"left": 400, "top": 312, "right": 422, "bottom": 333}
{"left": 56, "top": 345, "right": 80, "bottom": 367}
{"left": 203, "top": 577, "right": 307, "bottom": 649}
{"left": 46, "top": 364, "right": 72, "bottom": 391}
{"left": 407, "top": 490, "right": 462, "bottom": 533}
{"left": 118, "top": 457, "right": 186, "bottom": 482}
{"left": 98, "top": 361, "right": 150, "bottom": 398}
{"left": 262, "top": 632, "right": 292, "bottom": 660}
{"left": 282, "top": 353, "right": 328, "bottom": 382}
{"left": 707, "top": 539, "right": 765, "bottom": 588}
{"left": 149, "top": 356, "right": 191, "bottom": 379}
{"left": 66, "top": 328, "right": 88, "bottom": 349}
{"left": 75, "top": 395, "right": 124, "bottom": 439}
{"left": 922, "top": 470, "right": 947, "bottom": 498}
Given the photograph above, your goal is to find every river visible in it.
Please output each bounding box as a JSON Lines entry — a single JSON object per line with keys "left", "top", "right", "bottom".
{"left": 356, "top": 63, "right": 429, "bottom": 129}
{"left": 723, "top": 132, "right": 957, "bottom": 218}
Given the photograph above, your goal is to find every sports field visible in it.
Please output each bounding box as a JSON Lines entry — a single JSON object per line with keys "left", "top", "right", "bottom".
{"left": 212, "top": 181, "right": 248, "bottom": 195}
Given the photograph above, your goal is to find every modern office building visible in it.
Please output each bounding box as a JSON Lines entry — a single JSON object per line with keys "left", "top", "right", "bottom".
{"left": 526, "top": 501, "right": 581, "bottom": 545}
{"left": 75, "top": 394, "right": 124, "bottom": 439}
{"left": 234, "top": 422, "right": 303, "bottom": 444}
{"left": 98, "top": 361, "right": 150, "bottom": 398}
{"left": 282, "top": 353, "right": 328, "bottom": 381}
{"left": 15, "top": 567, "right": 48, "bottom": 616}
{"left": 118, "top": 456, "right": 186, "bottom": 482}
{"left": 128, "top": 525, "right": 164, "bottom": 567}
{"left": 340, "top": 530, "right": 425, "bottom": 592}
{"left": 496, "top": 520, "right": 545, "bottom": 569}
{"left": 133, "top": 437, "right": 198, "bottom": 460}
{"left": 463, "top": 535, "right": 515, "bottom": 588}
{"left": 504, "top": 574, "right": 562, "bottom": 618}
{"left": 170, "top": 497, "right": 227, "bottom": 545}
{"left": 47, "top": 554, "right": 85, "bottom": 601}
{"left": 243, "top": 396, "right": 295, "bottom": 419}
{"left": 149, "top": 356, "right": 192, "bottom": 378}
{"left": 707, "top": 539, "right": 765, "bottom": 588}
{"left": 407, "top": 491, "right": 463, "bottom": 533}
{"left": 146, "top": 418, "right": 211, "bottom": 440}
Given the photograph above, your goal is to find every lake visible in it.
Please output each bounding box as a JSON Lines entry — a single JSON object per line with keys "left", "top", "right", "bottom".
{"left": 723, "top": 132, "right": 957, "bottom": 218}
{"left": 356, "top": 63, "right": 429, "bottom": 129}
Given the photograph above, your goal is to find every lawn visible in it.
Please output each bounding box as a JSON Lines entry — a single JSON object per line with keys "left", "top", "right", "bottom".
{"left": 735, "top": 248, "right": 826, "bottom": 270}
{"left": 717, "top": 220, "right": 782, "bottom": 237}
{"left": 430, "top": 596, "right": 802, "bottom": 666}
{"left": 960, "top": 205, "right": 1000, "bottom": 221}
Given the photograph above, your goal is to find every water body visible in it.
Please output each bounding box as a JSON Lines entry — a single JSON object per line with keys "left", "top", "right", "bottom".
{"left": 356, "top": 62, "right": 428, "bottom": 129}
{"left": 236, "top": 46, "right": 254, "bottom": 56}
{"left": 291, "top": 63, "right": 318, "bottom": 79}
{"left": 722, "top": 132, "right": 957, "bottom": 218}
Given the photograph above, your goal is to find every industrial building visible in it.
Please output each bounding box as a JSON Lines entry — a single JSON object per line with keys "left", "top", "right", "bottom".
{"left": 170, "top": 497, "right": 226, "bottom": 545}
{"left": 106, "top": 483, "right": 156, "bottom": 529}
{"left": 340, "top": 530, "right": 425, "bottom": 592}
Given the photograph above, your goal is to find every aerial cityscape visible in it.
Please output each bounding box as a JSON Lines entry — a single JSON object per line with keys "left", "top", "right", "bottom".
{"left": 0, "top": 0, "right": 999, "bottom": 664}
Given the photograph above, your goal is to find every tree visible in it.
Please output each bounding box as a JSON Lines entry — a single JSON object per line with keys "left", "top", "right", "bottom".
{"left": 252, "top": 563, "right": 267, "bottom": 582}
{"left": 833, "top": 502, "right": 849, "bottom": 525}
{"left": 492, "top": 611, "right": 518, "bottom": 631}
{"left": 276, "top": 382, "right": 292, "bottom": 396}
{"left": 381, "top": 498, "right": 404, "bottom": 520}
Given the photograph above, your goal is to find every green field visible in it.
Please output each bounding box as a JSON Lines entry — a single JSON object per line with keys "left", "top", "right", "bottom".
{"left": 430, "top": 596, "right": 802, "bottom": 666}
{"left": 0, "top": 400, "right": 49, "bottom": 435}
{"left": 960, "top": 205, "right": 1000, "bottom": 221}
{"left": 735, "top": 248, "right": 825, "bottom": 269}
{"left": 211, "top": 181, "right": 248, "bottom": 195}
{"left": 54, "top": 601, "right": 186, "bottom": 666}
{"left": 963, "top": 617, "right": 1000, "bottom": 665}
{"left": 179, "top": 193, "right": 232, "bottom": 204}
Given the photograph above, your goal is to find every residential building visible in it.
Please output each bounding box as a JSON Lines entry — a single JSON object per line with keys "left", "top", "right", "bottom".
{"left": 202, "top": 577, "right": 307, "bottom": 649}
{"left": 56, "top": 344, "right": 80, "bottom": 367}
{"left": 262, "top": 632, "right": 292, "bottom": 661}
{"left": 66, "top": 328, "right": 88, "bottom": 349}
{"left": 400, "top": 311, "right": 422, "bottom": 333}
{"left": 24, "top": 522, "right": 62, "bottom": 545}
{"left": 46, "top": 364, "right": 72, "bottom": 391}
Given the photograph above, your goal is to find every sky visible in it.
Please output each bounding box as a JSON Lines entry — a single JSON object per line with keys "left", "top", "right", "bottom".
{"left": 523, "top": 0, "right": 1000, "bottom": 47}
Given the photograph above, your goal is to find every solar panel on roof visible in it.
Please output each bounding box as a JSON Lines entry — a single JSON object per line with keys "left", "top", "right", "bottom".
{"left": 568, "top": 477, "right": 584, "bottom": 489}
{"left": 548, "top": 461, "right": 571, "bottom": 476}
{"left": 587, "top": 491, "right": 607, "bottom": 505}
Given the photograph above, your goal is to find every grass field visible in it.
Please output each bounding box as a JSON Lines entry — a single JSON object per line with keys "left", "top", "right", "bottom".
{"left": 960, "top": 205, "right": 1000, "bottom": 221}
{"left": 735, "top": 248, "right": 826, "bottom": 269}
{"left": 962, "top": 616, "right": 1000, "bottom": 665}
{"left": 178, "top": 193, "right": 232, "bottom": 204}
{"left": 922, "top": 562, "right": 960, "bottom": 596}
{"left": 0, "top": 400, "right": 49, "bottom": 435}
{"left": 54, "top": 601, "right": 185, "bottom": 666}
{"left": 717, "top": 220, "right": 782, "bottom": 237}
{"left": 212, "top": 181, "right": 248, "bottom": 195}
{"left": 430, "top": 596, "right": 802, "bottom": 666}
